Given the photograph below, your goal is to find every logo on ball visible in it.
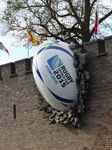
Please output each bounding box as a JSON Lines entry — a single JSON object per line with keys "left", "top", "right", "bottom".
{"left": 47, "top": 55, "right": 63, "bottom": 71}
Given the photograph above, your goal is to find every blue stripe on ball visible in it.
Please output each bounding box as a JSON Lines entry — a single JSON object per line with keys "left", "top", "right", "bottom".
{"left": 48, "top": 88, "right": 74, "bottom": 104}
{"left": 37, "top": 46, "right": 73, "bottom": 58}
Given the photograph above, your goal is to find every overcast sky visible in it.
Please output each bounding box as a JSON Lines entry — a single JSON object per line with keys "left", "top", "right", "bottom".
{"left": 0, "top": 32, "right": 38, "bottom": 65}
{"left": 0, "top": 1, "right": 38, "bottom": 65}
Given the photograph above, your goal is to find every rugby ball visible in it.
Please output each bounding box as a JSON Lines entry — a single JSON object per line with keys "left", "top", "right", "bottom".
{"left": 32, "top": 40, "right": 78, "bottom": 111}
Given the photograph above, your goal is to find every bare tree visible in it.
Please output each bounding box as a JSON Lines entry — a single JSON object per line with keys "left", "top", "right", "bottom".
{"left": 1, "top": 0, "right": 112, "bottom": 45}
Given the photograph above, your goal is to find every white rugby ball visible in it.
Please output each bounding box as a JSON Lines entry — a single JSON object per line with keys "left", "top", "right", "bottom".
{"left": 32, "top": 40, "right": 78, "bottom": 111}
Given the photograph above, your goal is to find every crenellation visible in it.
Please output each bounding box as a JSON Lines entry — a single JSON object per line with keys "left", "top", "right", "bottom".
{"left": 0, "top": 63, "right": 12, "bottom": 80}
{"left": 83, "top": 39, "right": 106, "bottom": 57}
{"left": 0, "top": 58, "right": 32, "bottom": 80}
{"left": 10, "top": 62, "right": 17, "bottom": 77}
{"left": 15, "top": 58, "right": 30, "bottom": 77}
{"left": 104, "top": 35, "right": 112, "bottom": 55}
{"left": 97, "top": 39, "right": 106, "bottom": 56}
{"left": 25, "top": 58, "right": 32, "bottom": 74}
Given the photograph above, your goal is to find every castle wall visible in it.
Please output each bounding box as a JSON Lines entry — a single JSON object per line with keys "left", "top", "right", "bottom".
{"left": 0, "top": 36, "right": 112, "bottom": 150}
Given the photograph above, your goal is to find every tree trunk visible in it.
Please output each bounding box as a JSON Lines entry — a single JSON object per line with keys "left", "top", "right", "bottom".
{"left": 82, "top": 0, "right": 91, "bottom": 43}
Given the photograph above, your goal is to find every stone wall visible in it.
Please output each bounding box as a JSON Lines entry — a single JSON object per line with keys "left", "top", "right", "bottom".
{"left": 0, "top": 36, "right": 112, "bottom": 150}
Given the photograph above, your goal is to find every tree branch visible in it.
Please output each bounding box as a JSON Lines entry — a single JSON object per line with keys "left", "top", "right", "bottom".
{"left": 90, "top": 0, "right": 97, "bottom": 11}
{"left": 99, "top": 10, "right": 112, "bottom": 24}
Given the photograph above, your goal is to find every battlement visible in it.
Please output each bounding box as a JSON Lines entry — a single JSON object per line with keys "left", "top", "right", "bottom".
{"left": 0, "top": 57, "right": 33, "bottom": 81}
{"left": 0, "top": 36, "right": 112, "bottom": 80}
{"left": 84, "top": 35, "right": 112, "bottom": 56}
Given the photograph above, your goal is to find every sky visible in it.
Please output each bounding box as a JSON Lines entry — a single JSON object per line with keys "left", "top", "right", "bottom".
{"left": 0, "top": 1, "right": 38, "bottom": 65}
{"left": 0, "top": 0, "right": 112, "bottom": 65}
{"left": 0, "top": 33, "right": 38, "bottom": 65}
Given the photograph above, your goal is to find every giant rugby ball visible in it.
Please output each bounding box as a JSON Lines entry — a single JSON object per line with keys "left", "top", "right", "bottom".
{"left": 32, "top": 40, "right": 78, "bottom": 111}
